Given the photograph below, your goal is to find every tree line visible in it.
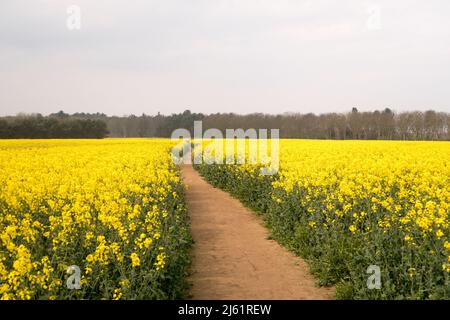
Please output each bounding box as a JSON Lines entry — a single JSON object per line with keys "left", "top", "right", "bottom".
{"left": 0, "top": 113, "right": 108, "bottom": 139}
{"left": 1, "top": 108, "right": 449, "bottom": 140}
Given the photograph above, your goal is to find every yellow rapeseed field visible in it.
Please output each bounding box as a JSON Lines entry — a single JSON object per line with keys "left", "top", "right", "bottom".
{"left": 2, "top": 138, "right": 449, "bottom": 299}
{"left": 0, "top": 139, "right": 191, "bottom": 300}
{"left": 196, "top": 139, "right": 450, "bottom": 299}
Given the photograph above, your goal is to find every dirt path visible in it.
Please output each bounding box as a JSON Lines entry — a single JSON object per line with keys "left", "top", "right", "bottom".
{"left": 182, "top": 165, "right": 334, "bottom": 300}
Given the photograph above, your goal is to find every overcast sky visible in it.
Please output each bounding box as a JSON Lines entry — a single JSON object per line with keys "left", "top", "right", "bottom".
{"left": 1, "top": 0, "right": 450, "bottom": 116}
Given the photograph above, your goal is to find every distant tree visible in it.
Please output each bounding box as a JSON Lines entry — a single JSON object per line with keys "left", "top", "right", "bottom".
{"left": 0, "top": 116, "right": 108, "bottom": 139}
{"left": 2, "top": 109, "right": 449, "bottom": 140}
{"left": 50, "top": 110, "right": 70, "bottom": 119}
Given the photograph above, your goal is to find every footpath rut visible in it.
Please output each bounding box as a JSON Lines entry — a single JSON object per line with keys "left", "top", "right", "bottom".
{"left": 182, "top": 165, "right": 334, "bottom": 300}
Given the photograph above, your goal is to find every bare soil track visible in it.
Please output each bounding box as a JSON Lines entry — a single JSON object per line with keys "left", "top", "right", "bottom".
{"left": 182, "top": 165, "right": 334, "bottom": 300}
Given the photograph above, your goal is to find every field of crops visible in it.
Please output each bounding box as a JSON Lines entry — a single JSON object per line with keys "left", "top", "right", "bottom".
{"left": 2, "top": 138, "right": 449, "bottom": 300}
{"left": 195, "top": 140, "right": 450, "bottom": 299}
{"left": 0, "top": 139, "right": 191, "bottom": 300}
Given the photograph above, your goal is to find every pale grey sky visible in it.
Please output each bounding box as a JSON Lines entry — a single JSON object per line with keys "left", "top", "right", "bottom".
{"left": 1, "top": 0, "right": 450, "bottom": 116}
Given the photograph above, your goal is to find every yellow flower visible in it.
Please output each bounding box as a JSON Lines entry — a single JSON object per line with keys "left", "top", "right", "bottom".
{"left": 155, "top": 252, "right": 166, "bottom": 271}
{"left": 130, "top": 253, "right": 140, "bottom": 268}
{"left": 0, "top": 139, "right": 187, "bottom": 299}
{"left": 112, "top": 288, "right": 123, "bottom": 300}
{"left": 144, "top": 238, "right": 153, "bottom": 248}
{"left": 13, "top": 245, "right": 33, "bottom": 276}
{"left": 442, "top": 263, "right": 450, "bottom": 273}
{"left": 444, "top": 241, "right": 450, "bottom": 250}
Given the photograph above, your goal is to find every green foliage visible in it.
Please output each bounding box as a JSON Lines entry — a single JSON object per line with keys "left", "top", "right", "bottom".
{"left": 0, "top": 116, "right": 109, "bottom": 139}
{"left": 194, "top": 163, "right": 450, "bottom": 300}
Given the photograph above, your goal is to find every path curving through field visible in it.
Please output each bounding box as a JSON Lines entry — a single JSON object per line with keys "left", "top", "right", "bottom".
{"left": 182, "top": 165, "right": 334, "bottom": 300}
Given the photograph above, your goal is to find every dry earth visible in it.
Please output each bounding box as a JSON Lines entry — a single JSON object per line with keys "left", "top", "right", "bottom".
{"left": 182, "top": 165, "right": 334, "bottom": 300}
